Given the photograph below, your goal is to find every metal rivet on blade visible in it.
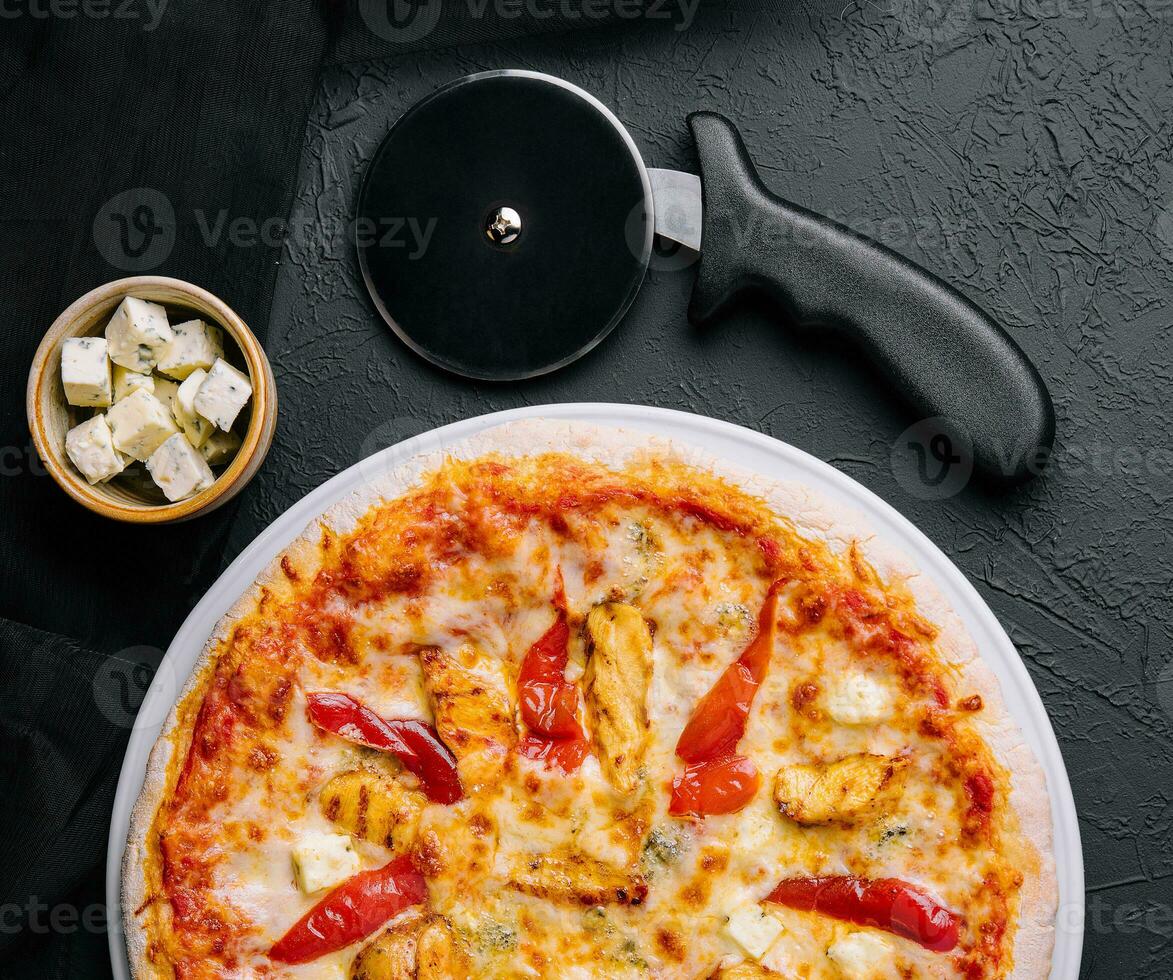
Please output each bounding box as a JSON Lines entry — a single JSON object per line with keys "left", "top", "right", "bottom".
{"left": 484, "top": 205, "right": 522, "bottom": 246}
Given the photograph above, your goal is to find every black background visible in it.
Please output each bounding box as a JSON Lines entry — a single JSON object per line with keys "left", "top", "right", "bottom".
{"left": 2, "top": 1, "right": 1171, "bottom": 977}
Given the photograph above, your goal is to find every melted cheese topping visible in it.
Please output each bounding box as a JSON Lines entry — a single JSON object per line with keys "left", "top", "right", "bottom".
{"left": 143, "top": 454, "right": 1033, "bottom": 980}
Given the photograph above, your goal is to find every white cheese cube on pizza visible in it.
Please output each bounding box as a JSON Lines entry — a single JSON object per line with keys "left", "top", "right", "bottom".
{"left": 105, "top": 296, "right": 172, "bottom": 372}
{"left": 723, "top": 901, "right": 784, "bottom": 959}
{"left": 65, "top": 414, "right": 126, "bottom": 484}
{"left": 826, "top": 931, "right": 893, "bottom": 977}
{"left": 146, "top": 433, "right": 214, "bottom": 501}
{"left": 60, "top": 336, "right": 112, "bottom": 407}
{"left": 760, "top": 939, "right": 807, "bottom": 977}
{"left": 173, "top": 369, "right": 214, "bottom": 448}
{"left": 291, "top": 832, "right": 360, "bottom": 895}
{"left": 155, "top": 319, "right": 225, "bottom": 380}
{"left": 199, "top": 427, "right": 242, "bottom": 466}
{"left": 112, "top": 363, "right": 154, "bottom": 402}
{"left": 106, "top": 388, "right": 179, "bottom": 461}
{"left": 193, "top": 358, "right": 252, "bottom": 432}
{"left": 825, "top": 672, "right": 894, "bottom": 726}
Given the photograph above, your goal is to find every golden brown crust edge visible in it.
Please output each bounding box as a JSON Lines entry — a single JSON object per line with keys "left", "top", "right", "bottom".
{"left": 121, "top": 418, "right": 1058, "bottom": 979}
{"left": 122, "top": 533, "right": 326, "bottom": 980}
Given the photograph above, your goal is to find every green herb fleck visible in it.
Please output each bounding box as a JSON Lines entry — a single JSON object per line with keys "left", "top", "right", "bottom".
{"left": 584, "top": 906, "right": 608, "bottom": 932}
{"left": 642, "top": 827, "right": 682, "bottom": 869}
{"left": 618, "top": 937, "right": 648, "bottom": 969}
{"left": 477, "top": 921, "right": 518, "bottom": 951}
{"left": 715, "top": 601, "right": 752, "bottom": 632}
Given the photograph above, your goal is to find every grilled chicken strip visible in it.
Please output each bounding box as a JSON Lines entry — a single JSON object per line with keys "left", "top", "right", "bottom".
{"left": 420, "top": 644, "right": 516, "bottom": 786}
{"left": 350, "top": 914, "right": 419, "bottom": 980}
{"left": 712, "top": 964, "right": 784, "bottom": 979}
{"left": 350, "top": 914, "right": 470, "bottom": 980}
{"left": 584, "top": 602, "right": 654, "bottom": 795}
{"left": 415, "top": 916, "right": 472, "bottom": 978}
{"left": 319, "top": 768, "right": 425, "bottom": 851}
{"left": 773, "top": 753, "right": 910, "bottom": 826}
{"left": 508, "top": 849, "right": 648, "bottom": 907}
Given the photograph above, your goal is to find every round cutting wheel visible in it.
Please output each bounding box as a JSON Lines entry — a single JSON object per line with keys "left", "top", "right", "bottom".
{"left": 356, "top": 70, "right": 653, "bottom": 380}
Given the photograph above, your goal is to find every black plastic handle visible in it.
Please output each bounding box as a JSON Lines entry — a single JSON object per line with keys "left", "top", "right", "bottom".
{"left": 687, "top": 112, "right": 1055, "bottom": 485}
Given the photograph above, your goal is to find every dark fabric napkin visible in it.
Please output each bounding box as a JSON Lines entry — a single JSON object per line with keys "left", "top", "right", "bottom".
{"left": 0, "top": 4, "right": 641, "bottom": 976}
{"left": 0, "top": 5, "right": 328, "bottom": 976}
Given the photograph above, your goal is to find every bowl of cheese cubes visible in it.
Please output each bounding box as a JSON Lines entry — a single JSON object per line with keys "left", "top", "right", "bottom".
{"left": 27, "top": 276, "right": 277, "bottom": 522}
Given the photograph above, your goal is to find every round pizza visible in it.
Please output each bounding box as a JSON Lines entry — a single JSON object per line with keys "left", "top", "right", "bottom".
{"left": 124, "top": 420, "right": 1057, "bottom": 980}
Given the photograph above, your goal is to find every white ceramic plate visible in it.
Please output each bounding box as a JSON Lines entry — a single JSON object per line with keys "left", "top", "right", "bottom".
{"left": 106, "top": 404, "right": 1084, "bottom": 978}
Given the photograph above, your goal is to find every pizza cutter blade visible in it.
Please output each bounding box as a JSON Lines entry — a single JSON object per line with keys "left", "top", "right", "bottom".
{"left": 357, "top": 70, "right": 1054, "bottom": 484}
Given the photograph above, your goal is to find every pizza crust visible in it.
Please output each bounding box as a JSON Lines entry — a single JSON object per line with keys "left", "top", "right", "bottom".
{"left": 122, "top": 418, "right": 1058, "bottom": 979}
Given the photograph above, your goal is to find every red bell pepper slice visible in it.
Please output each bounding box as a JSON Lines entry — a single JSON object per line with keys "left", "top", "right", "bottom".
{"left": 519, "top": 611, "right": 570, "bottom": 687}
{"left": 517, "top": 614, "right": 584, "bottom": 739}
{"left": 518, "top": 732, "right": 591, "bottom": 773}
{"left": 668, "top": 754, "right": 761, "bottom": 816}
{"left": 676, "top": 586, "right": 781, "bottom": 763}
{"left": 515, "top": 597, "right": 589, "bottom": 772}
{"left": 306, "top": 691, "right": 463, "bottom": 804}
{"left": 766, "top": 875, "right": 961, "bottom": 952}
{"left": 270, "top": 854, "right": 426, "bottom": 964}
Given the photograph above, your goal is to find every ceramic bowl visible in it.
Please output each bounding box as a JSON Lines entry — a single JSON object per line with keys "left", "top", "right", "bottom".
{"left": 27, "top": 276, "right": 277, "bottom": 523}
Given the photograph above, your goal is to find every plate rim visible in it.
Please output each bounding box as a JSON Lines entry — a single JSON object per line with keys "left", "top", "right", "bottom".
{"left": 106, "top": 403, "right": 1084, "bottom": 978}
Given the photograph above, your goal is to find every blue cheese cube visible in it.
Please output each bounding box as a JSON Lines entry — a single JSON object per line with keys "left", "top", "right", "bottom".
{"left": 291, "top": 832, "right": 360, "bottom": 895}
{"left": 112, "top": 363, "right": 155, "bottom": 402}
{"left": 65, "top": 414, "right": 126, "bottom": 484}
{"left": 150, "top": 376, "right": 180, "bottom": 419}
{"left": 723, "top": 901, "right": 784, "bottom": 959}
{"left": 173, "top": 369, "right": 214, "bottom": 448}
{"left": 61, "top": 337, "right": 112, "bottom": 407}
{"left": 155, "top": 319, "right": 225, "bottom": 380}
{"left": 199, "top": 427, "right": 242, "bottom": 466}
{"left": 146, "top": 433, "right": 215, "bottom": 501}
{"left": 106, "top": 388, "right": 178, "bottom": 461}
{"left": 105, "top": 296, "right": 172, "bottom": 372}
{"left": 193, "top": 358, "right": 252, "bottom": 432}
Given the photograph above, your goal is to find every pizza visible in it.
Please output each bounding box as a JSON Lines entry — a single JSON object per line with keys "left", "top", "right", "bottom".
{"left": 123, "top": 420, "right": 1057, "bottom": 980}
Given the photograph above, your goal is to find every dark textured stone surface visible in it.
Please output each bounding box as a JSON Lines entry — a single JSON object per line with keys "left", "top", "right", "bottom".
{"left": 244, "top": 6, "right": 1171, "bottom": 977}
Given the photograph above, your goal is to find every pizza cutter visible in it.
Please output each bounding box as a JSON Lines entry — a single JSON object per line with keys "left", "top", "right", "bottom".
{"left": 356, "top": 70, "right": 1054, "bottom": 484}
